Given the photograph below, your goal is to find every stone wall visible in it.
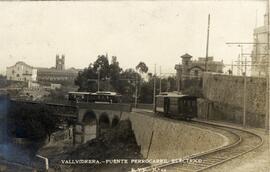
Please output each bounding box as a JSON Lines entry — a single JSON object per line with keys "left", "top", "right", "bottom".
{"left": 0, "top": 95, "right": 8, "bottom": 144}
{"left": 121, "top": 112, "right": 226, "bottom": 160}
{"left": 200, "top": 73, "right": 266, "bottom": 128}
{"left": 50, "top": 128, "right": 73, "bottom": 143}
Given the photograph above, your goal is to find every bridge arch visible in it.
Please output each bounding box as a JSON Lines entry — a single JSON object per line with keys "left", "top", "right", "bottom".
{"left": 82, "top": 110, "right": 97, "bottom": 143}
{"left": 99, "top": 113, "right": 110, "bottom": 135}
{"left": 111, "top": 116, "right": 120, "bottom": 128}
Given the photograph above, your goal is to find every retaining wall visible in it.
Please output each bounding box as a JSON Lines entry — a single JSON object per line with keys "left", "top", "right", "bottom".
{"left": 201, "top": 73, "right": 266, "bottom": 128}
{"left": 121, "top": 112, "right": 226, "bottom": 160}
{"left": 49, "top": 128, "right": 73, "bottom": 144}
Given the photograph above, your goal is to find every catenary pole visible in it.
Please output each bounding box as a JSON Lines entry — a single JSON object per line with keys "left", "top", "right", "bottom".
{"left": 153, "top": 64, "right": 156, "bottom": 111}
{"left": 159, "top": 66, "right": 162, "bottom": 94}
{"left": 243, "top": 56, "right": 247, "bottom": 128}
{"left": 266, "top": 0, "right": 270, "bottom": 134}
{"left": 205, "top": 14, "right": 210, "bottom": 72}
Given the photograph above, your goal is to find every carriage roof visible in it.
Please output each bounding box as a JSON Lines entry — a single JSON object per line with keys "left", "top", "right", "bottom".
{"left": 156, "top": 92, "right": 196, "bottom": 99}
{"left": 68, "top": 91, "right": 121, "bottom": 96}
{"left": 68, "top": 91, "right": 91, "bottom": 95}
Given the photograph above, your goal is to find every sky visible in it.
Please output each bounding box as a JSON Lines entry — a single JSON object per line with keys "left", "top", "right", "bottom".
{"left": 0, "top": 0, "right": 267, "bottom": 75}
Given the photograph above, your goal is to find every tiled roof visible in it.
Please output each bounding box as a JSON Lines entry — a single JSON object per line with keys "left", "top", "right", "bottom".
{"left": 181, "top": 53, "right": 192, "bottom": 58}
{"left": 7, "top": 61, "right": 34, "bottom": 69}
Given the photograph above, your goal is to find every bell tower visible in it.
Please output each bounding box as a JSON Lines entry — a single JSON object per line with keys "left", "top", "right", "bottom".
{"left": 56, "top": 54, "right": 65, "bottom": 70}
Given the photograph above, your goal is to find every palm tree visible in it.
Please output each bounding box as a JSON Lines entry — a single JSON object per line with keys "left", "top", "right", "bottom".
{"left": 136, "top": 62, "right": 148, "bottom": 74}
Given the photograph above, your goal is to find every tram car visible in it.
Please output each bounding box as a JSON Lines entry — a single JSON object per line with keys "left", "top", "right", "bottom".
{"left": 68, "top": 91, "right": 122, "bottom": 104}
{"left": 155, "top": 92, "right": 197, "bottom": 120}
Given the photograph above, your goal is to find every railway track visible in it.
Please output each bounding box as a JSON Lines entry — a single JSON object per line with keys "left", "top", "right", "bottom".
{"left": 130, "top": 118, "right": 263, "bottom": 172}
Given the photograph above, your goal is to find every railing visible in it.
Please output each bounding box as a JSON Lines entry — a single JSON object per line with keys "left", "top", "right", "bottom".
{"left": 11, "top": 98, "right": 132, "bottom": 112}
{"left": 77, "top": 102, "right": 132, "bottom": 112}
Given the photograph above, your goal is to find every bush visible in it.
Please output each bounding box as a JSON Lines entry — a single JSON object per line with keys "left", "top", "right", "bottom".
{"left": 8, "top": 103, "right": 60, "bottom": 141}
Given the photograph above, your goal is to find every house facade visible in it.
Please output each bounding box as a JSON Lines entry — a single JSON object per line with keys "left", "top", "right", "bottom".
{"left": 175, "top": 53, "right": 224, "bottom": 91}
{"left": 6, "top": 61, "right": 37, "bottom": 82}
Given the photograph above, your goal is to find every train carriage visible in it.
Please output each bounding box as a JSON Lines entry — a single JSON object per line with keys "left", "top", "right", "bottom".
{"left": 68, "top": 91, "right": 122, "bottom": 104}
{"left": 68, "top": 92, "right": 90, "bottom": 102}
{"left": 155, "top": 92, "right": 197, "bottom": 120}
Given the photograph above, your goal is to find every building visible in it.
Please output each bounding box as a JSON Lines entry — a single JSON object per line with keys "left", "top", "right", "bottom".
{"left": 175, "top": 53, "right": 224, "bottom": 90}
{"left": 6, "top": 55, "right": 79, "bottom": 85}
{"left": 36, "top": 54, "right": 79, "bottom": 83}
{"left": 56, "top": 54, "right": 65, "bottom": 70}
{"left": 37, "top": 67, "right": 78, "bottom": 82}
{"left": 251, "top": 10, "right": 269, "bottom": 77}
{"left": 6, "top": 61, "right": 37, "bottom": 82}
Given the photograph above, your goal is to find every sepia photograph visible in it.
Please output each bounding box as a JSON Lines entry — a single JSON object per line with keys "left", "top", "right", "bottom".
{"left": 0, "top": 0, "right": 269, "bottom": 172}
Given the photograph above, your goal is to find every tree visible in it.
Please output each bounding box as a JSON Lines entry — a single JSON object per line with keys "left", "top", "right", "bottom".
{"left": 75, "top": 67, "right": 97, "bottom": 92}
{"left": 75, "top": 55, "right": 121, "bottom": 92}
{"left": 93, "top": 55, "right": 110, "bottom": 80}
{"left": 118, "top": 69, "right": 141, "bottom": 102}
{"left": 8, "top": 103, "right": 60, "bottom": 141}
{"left": 136, "top": 62, "right": 148, "bottom": 74}
{"left": 109, "top": 56, "right": 122, "bottom": 92}
{"left": 0, "top": 75, "right": 8, "bottom": 88}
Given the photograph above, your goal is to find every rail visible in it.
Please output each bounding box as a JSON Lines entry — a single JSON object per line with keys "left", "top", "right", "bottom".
{"left": 129, "top": 117, "right": 263, "bottom": 172}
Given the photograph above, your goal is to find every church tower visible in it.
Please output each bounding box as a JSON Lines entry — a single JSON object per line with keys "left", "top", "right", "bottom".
{"left": 56, "top": 54, "right": 65, "bottom": 70}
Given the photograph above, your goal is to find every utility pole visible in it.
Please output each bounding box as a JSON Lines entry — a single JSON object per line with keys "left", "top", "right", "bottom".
{"left": 226, "top": 43, "right": 252, "bottom": 128}
{"left": 97, "top": 65, "right": 101, "bottom": 92}
{"left": 238, "top": 55, "right": 241, "bottom": 75}
{"left": 177, "top": 63, "right": 181, "bottom": 92}
{"left": 159, "top": 66, "right": 162, "bottom": 94}
{"left": 227, "top": 39, "right": 269, "bottom": 129}
{"left": 231, "top": 60, "right": 234, "bottom": 75}
{"left": 240, "top": 45, "right": 244, "bottom": 75}
{"left": 265, "top": 0, "right": 270, "bottom": 134}
{"left": 205, "top": 14, "right": 210, "bottom": 72}
{"left": 243, "top": 56, "right": 247, "bottom": 128}
{"left": 135, "top": 75, "right": 138, "bottom": 108}
{"left": 153, "top": 64, "right": 156, "bottom": 111}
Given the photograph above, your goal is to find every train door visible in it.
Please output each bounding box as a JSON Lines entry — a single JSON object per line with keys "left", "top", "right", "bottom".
{"left": 178, "top": 98, "right": 183, "bottom": 114}
{"left": 192, "top": 99, "right": 198, "bottom": 117}
{"left": 164, "top": 97, "right": 170, "bottom": 114}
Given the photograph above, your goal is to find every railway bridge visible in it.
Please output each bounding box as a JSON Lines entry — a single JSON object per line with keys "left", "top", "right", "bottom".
{"left": 6, "top": 98, "right": 267, "bottom": 172}
{"left": 10, "top": 99, "right": 132, "bottom": 144}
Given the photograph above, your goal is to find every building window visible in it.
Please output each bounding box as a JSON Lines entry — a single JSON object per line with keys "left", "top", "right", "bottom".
{"left": 185, "top": 61, "right": 188, "bottom": 65}
{"left": 16, "top": 74, "right": 20, "bottom": 77}
{"left": 12, "top": 70, "right": 15, "bottom": 74}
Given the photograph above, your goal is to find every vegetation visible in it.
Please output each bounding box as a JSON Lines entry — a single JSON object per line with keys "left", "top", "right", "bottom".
{"left": 74, "top": 54, "right": 179, "bottom": 103}
{"left": 136, "top": 62, "right": 148, "bottom": 74}
{"left": 8, "top": 103, "right": 60, "bottom": 141}
{"left": 75, "top": 55, "right": 141, "bottom": 102}
{"left": 0, "top": 74, "right": 8, "bottom": 88}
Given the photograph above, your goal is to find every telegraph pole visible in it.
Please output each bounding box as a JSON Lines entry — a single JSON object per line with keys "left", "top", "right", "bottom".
{"left": 153, "top": 64, "right": 157, "bottom": 111}
{"left": 135, "top": 76, "right": 138, "bottom": 108}
{"left": 238, "top": 55, "right": 241, "bottom": 75}
{"left": 97, "top": 65, "right": 101, "bottom": 92}
{"left": 226, "top": 40, "right": 269, "bottom": 130}
{"left": 265, "top": 0, "right": 270, "bottom": 134}
{"left": 231, "top": 60, "right": 233, "bottom": 74}
{"left": 240, "top": 45, "right": 244, "bottom": 74}
{"left": 205, "top": 14, "right": 210, "bottom": 72}
{"left": 243, "top": 56, "right": 247, "bottom": 128}
{"left": 159, "top": 66, "right": 162, "bottom": 94}
{"left": 226, "top": 43, "right": 253, "bottom": 128}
